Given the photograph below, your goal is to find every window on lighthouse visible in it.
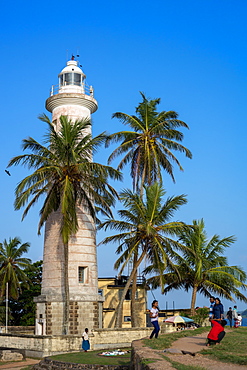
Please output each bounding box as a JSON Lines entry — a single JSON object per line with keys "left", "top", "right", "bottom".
{"left": 64, "top": 73, "right": 73, "bottom": 85}
{"left": 74, "top": 73, "right": 81, "bottom": 86}
{"left": 78, "top": 266, "right": 86, "bottom": 283}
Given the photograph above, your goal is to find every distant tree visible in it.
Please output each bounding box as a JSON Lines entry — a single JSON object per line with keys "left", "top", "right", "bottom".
{"left": 9, "top": 260, "right": 42, "bottom": 326}
{"left": 189, "top": 307, "right": 209, "bottom": 326}
{"left": 0, "top": 237, "right": 32, "bottom": 300}
{"left": 147, "top": 219, "right": 247, "bottom": 315}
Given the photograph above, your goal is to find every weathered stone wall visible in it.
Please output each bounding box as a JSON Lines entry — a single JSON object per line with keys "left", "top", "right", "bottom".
{"left": 33, "top": 357, "right": 129, "bottom": 370}
{"left": 0, "top": 327, "right": 153, "bottom": 357}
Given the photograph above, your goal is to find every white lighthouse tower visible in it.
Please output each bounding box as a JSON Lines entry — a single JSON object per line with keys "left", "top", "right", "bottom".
{"left": 35, "top": 58, "right": 103, "bottom": 335}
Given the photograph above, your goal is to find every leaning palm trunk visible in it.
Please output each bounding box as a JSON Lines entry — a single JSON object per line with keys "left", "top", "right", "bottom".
{"left": 63, "top": 241, "right": 69, "bottom": 335}
{"left": 115, "top": 249, "right": 146, "bottom": 328}
{"left": 190, "top": 285, "right": 198, "bottom": 316}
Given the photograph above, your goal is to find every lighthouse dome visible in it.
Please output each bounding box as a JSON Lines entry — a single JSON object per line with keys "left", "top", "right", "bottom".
{"left": 58, "top": 59, "right": 86, "bottom": 93}
{"left": 59, "top": 60, "right": 86, "bottom": 77}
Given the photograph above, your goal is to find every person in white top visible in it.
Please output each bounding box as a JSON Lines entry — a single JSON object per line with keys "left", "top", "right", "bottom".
{"left": 237, "top": 314, "right": 242, "bottom": 326}
{"left": 82, "top": 328, "right": 90, "bottom": 352}
{"left": 149, "top": 300, "right": 160, "bottom": 339}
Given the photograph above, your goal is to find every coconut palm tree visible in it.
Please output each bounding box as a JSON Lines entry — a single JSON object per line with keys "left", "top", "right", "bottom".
{"left": 0, "top": 237, "right": 32, "bottom": 300}
{"left": 106, "top": 92, "right": 192, "bottom": 193}
{"left": 106, "top": 93, "right": 192, "bottom": 325}
{"left": 146, "top": 219, "right": 247, "bottom": 315}
{"left": 8, "top": 115, "right": 121, "bottom": 334}
{"left": 99, "top": 182, "right": 189, "bottom": 327}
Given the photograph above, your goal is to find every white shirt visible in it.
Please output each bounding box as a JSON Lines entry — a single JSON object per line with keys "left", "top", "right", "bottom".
{"left": 150, "top": 308, "right": 159, "bottom": 322}
{"left": 82, "top": 331, "right": 89, "bottom": 340}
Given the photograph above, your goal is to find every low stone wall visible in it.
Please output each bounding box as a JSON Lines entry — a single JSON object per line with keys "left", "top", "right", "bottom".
{"left": 0, "top": 327, "right": 153, "bottom": 357}
{"left": 33, "top": 357, "right": 129, "bottom": 369}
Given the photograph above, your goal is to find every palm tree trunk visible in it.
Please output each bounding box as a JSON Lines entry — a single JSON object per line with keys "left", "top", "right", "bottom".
{"left": 63, "top": 241, "right": 69, "bottom": 335}
{"left": 115, "top": 249, "right": 146, "bottom": 328}
{"left": 190, "top": 285, "right": 198, "bottom": 316}
{"left": 131, "top": 252, "right": 138, "bottom": 327}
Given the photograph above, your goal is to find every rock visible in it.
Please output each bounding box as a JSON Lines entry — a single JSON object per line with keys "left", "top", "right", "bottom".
{"left": 0, "top": 350, "right": 23, "bottom": 362}
{"left": 164, "top": 348, "right": 182, "bottom": 354}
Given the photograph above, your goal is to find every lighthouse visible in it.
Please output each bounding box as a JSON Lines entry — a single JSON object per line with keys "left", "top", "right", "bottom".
{"left": 35, "top": 58, "right": 103, "bottom": 335}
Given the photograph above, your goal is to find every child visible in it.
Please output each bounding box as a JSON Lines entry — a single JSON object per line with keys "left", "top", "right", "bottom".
{"left": 206, "top": 319, "right": 227, "bottom": 346}
{"left": 82, "top": 328, "right": 90, "bottom": 352}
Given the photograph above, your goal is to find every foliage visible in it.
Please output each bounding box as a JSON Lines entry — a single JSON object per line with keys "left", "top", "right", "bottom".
{"left": 146, "top": 219, "right": 247, "bottom": 314}
{"left": 0, "top": 237, "right": 32, "bottom": 300}
{"left": 99, "top": 182, "right": 189, "bottom": 327}
{"left": 106, "top": 92, "right": 192, "bottom": 192}
{"left": 9, "top": 260, "right": 42, "bottom": 326}
{"left": 189, "top": 307, "right": 209, "bottom": 326}
{"left": 8, "top": 115, "right": 121, "bottom": 236}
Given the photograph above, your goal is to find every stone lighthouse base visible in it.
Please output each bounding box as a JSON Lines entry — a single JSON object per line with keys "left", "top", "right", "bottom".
{"left": 34, "top": 295, "right": 104, "bottom": 336}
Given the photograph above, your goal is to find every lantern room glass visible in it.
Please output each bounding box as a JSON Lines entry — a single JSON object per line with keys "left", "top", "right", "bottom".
{"left": 59, "top": 73, "right": 83, "bottom": 87}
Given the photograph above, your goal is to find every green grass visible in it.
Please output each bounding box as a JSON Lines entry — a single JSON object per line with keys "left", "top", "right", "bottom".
{"left": 143, "top": 327, "right": 209, "bottom": 350}
{"left": 201, "top": 326, "right": 247, "bottom": 365}
{"left": 49, "top": 349, "right": 131, "bottom": 366}
{"left": 163, "top": 355, "right": 206, "bottom": 370}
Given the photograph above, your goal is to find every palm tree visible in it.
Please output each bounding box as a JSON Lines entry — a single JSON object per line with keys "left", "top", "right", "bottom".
{"left": 106, "top": 93, "right": 192, "bottom": 325}
{"left": 8, "top": 115, "right": 121, "bottom": 334}
{"left": 106, "top": 92, "right": 192, "bottom": 193}
{"left": 0, "top": 237, "right": 32, "bottom": 300}
{"left": 146, "top": 219, "right": 247, "bottom": 315}
{"left": 99, "top": 182, "right": 189, "bottom": 327}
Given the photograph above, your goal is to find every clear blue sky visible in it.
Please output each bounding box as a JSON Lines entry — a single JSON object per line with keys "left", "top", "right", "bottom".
{"left": 1, "top": 0, "right": 247, "bottom": 311}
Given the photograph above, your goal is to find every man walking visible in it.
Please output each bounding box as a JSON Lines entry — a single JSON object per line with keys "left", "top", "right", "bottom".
{"left": 226, "top": 307, "right": 233, "bottom": 328}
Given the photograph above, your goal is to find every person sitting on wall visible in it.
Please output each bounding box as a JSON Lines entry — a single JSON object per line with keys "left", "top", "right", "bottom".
{"left": 206, "top": 319, "right": 227, "bottom": 346}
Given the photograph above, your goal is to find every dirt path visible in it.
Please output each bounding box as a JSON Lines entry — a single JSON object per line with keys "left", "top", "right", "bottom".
{"left": 163, "top": 331, "right": 247, "bottom": 369}
{"left": 0, "top": 358, "right": 39, "bottom": 370}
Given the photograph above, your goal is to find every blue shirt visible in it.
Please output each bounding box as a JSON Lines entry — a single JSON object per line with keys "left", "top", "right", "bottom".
{"left": 212, "top": 303, "right": 224, "bottom": 319}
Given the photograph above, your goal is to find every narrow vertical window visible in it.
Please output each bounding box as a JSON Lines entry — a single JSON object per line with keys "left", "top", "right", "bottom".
{"left": 78, "top": 267, "right": 85, "bottom": 283}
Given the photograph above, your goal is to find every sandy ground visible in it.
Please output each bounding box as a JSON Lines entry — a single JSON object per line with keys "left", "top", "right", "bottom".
{"left": 0, "top": 358, "right": 39, "bottom": 370}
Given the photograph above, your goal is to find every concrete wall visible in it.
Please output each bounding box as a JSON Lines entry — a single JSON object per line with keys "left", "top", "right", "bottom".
{"left": 0, "top": 327, "right": 153, "bottom": 358}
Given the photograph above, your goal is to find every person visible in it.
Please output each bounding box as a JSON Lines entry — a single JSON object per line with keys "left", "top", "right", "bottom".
{"left": 149, "top": 300, "right": 160, "bottom": 339}
{"left": 209, "top": 297, "right": 215, "bottom": 319}
{"left": 237, "top": 314, "right": 242, "bottom": 326}
{"left": 226, "top": 307, "right": 233, "bottom": 328}
{"left": 82, "top": 328, "right": 90, "bottom": 352}
{"left": 207, "top": 319, "right": 227, "bottom": 346}
{"left": 212, "top": 298, "right": 224, "bottom": 320}
{"left": 232, "top": 305, "right": 238, "bottom": 327}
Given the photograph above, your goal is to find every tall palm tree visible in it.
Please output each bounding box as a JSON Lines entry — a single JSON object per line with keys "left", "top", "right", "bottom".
{"left": 106, "top": 93, "right": 192, "bottom": 325}
{"left": 146, "top": 219, "right": 247, "bottom": 315}
{"left": 8, "top": 115, "right": 121, "bottom": 334}
{"left": 106, "top": 92, "right": 192, "bottom": 193}
{"left": 99, "top": 182, "right": 189, "bottom": 327}
{"left": 0, "top": 237, "right": 32, "bottom": 300}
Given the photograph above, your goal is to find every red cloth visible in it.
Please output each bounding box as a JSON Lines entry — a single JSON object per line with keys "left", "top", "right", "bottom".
{"left": 207, "top": 320, "right": 224, "bottom": 341}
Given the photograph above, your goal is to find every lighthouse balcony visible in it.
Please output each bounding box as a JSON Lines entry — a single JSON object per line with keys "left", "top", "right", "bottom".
{"left": 50, "top": 82, "right": 94, "bottom": 97}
